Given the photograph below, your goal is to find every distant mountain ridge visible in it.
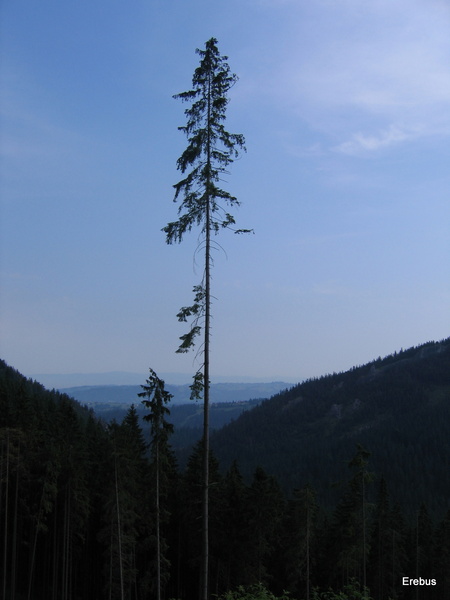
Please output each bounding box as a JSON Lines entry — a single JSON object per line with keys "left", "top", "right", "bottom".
{"left": 32, "top": 371, "right": 297, "bottom": 388}
{"left": 59, "top": 381, "right": 291, "bottom": 407}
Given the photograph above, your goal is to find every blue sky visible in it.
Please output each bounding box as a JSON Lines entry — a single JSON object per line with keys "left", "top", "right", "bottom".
{"left": 1, "top": 0, "right": 449, "bottom": 384}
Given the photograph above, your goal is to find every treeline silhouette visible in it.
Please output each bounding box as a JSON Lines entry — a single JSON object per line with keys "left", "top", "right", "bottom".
{"left": 1, "top": 340, "right": 449, "bottom": 599}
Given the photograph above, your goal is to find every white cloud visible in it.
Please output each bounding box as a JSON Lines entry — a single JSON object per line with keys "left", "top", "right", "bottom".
{"left": 335, "top": 124, "right": 420, "bottom": 155}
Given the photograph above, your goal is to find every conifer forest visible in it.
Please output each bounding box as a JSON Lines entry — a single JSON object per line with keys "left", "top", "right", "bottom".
{"left": 1, "top": 336, "right": 450, "bottom": 600}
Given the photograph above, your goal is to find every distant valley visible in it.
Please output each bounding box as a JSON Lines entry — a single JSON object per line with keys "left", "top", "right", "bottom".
{"left": 60, "top": 381, "right": 291, "bottom": 408}
{"left": 60, "top": 381, "right": 290, "bottom": 447}
{"left": 57, "top": 341, "right": 450, "bottom": 519}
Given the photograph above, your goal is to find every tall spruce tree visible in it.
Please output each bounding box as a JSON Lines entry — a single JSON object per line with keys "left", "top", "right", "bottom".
{"left": 164, "top": 37, "right": 249, "bottom": 600}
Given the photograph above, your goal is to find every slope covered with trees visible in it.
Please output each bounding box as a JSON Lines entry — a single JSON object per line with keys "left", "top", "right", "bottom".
{"left": 210, "top": 338, "right": 450, "bottom": 518}
{"left": 1, "top": 339, "right": 449, "bottom": 599}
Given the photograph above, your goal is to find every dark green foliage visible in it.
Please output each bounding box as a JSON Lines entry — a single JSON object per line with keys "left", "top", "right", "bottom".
{"left": 215, "top": 461, "right": 253, "bottom": 590}
{"left": 217, "top": 583, "right": 291, "bottom": 600}
{"left": 0, "top": 359, "right": 106, "bottom": 599}
{"left": 1, "top": 339, "right": 449, "bottom": 600}
{"left": 245, "top": 467, "right": 285, "bottom": 584}
{"left": 311, "top": 578, "right": 373, "bottom": 600}
{"left": 327, "top": 446, "right": 373, "bottom": 591}
{"left": 174, "top": 440, "right": 223, "bottom": 598}
{"left": 139, "top": 369, "right": 174, "bottom": 446}
{"left": 163, "top": 37, "right": 247, "bottom": 245}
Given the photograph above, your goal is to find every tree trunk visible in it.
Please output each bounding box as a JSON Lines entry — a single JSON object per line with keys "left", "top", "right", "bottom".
{"left": 2, "top": 430, "right": 9, "bottom": 600}
{"left": 114, "top": 455, "right": 125, "bottom": 600}
{"left": 200, "top": 69, "right": 212, "bottom": 600}
{"left": 28, "top": 472, "right": 49, "bottom": 600}
{"left": 10, "top": 441, "right": 20, "bottom": 600}
{"left": 156, "top": 440, "right": 161, "bottom": 600}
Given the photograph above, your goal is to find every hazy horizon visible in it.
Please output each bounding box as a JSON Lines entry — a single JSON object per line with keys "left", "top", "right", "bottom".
{"left": 27, "top": 370, "right": 299, "bottom": 390}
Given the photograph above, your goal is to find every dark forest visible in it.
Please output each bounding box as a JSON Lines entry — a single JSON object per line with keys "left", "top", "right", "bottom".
{"left": 1, "top": 338, "right": 449, "bottom": 600}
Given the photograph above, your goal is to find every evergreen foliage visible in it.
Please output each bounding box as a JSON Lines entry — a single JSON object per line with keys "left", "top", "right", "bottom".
{"left": 0, "top": 339, "right": 449, "bottom": 599}
{"left": 217, "top": 582, "right": 291, "bottom": 600}
{"left": 139, "top": 370, "right": 176, "bottom": 600}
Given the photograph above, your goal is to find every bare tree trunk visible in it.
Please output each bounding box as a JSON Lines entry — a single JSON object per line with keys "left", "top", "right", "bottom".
{"left": 362, "top": 475, "right": 367, "bottom": 599}
{"left": 62, "top": 483, "right": 72, "bottom": 600}
{"left": 415, "top": 513, "right": 419, "bottom": 600}
{"left": 2, "top": 430, "right": 9, "bottom": 600}
{"left": 156, "top": 440, "right": 161, "bottom": 600}
{"left": 306, "top": 500, "right": 310, "bottom": 600}
{"left": 52, "top": 496, "right": 59, "bottom": 600}
{"left": 28, "top": 473, "right": 49, "bottom": 600}
{"left": 109, "top": 528, "right": 113, "bottom": 600}
{"left": 11, "top": 441, "right": 20, "bottom": 600}
{"left": 201, "top": 230, "right": 210, "bottom": 600}
{"left": 115, "top": 455, "right": 125, "bottom": 600}
{"left": 62, "top": 490, "right": 67, "bottom": 600}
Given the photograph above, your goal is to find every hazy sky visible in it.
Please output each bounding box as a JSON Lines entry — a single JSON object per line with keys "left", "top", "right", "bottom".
{"left": 1, "top": 0, "right": 449, "bottom": 384}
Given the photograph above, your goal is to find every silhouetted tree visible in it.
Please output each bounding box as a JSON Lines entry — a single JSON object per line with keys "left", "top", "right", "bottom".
{"left": 164, "top": 36, "right": 249, "bottom": 600}
{"left": 139, "top": 369, "right": 175, "bottom": 600}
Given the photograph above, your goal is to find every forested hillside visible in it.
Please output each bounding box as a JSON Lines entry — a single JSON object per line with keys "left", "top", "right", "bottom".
{"left": 210, "top": 338, "right": 450, "bottom": 518}
{"left": 1, "top": 341, "right": 449, "bottom": 600}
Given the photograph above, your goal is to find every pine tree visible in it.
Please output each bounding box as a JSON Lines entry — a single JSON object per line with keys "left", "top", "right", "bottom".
{"left": 164, "top": 37, "right": 249, "bottom": 600}
{"left": 139, "top": 369, "right": 175, "bottom": 600}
